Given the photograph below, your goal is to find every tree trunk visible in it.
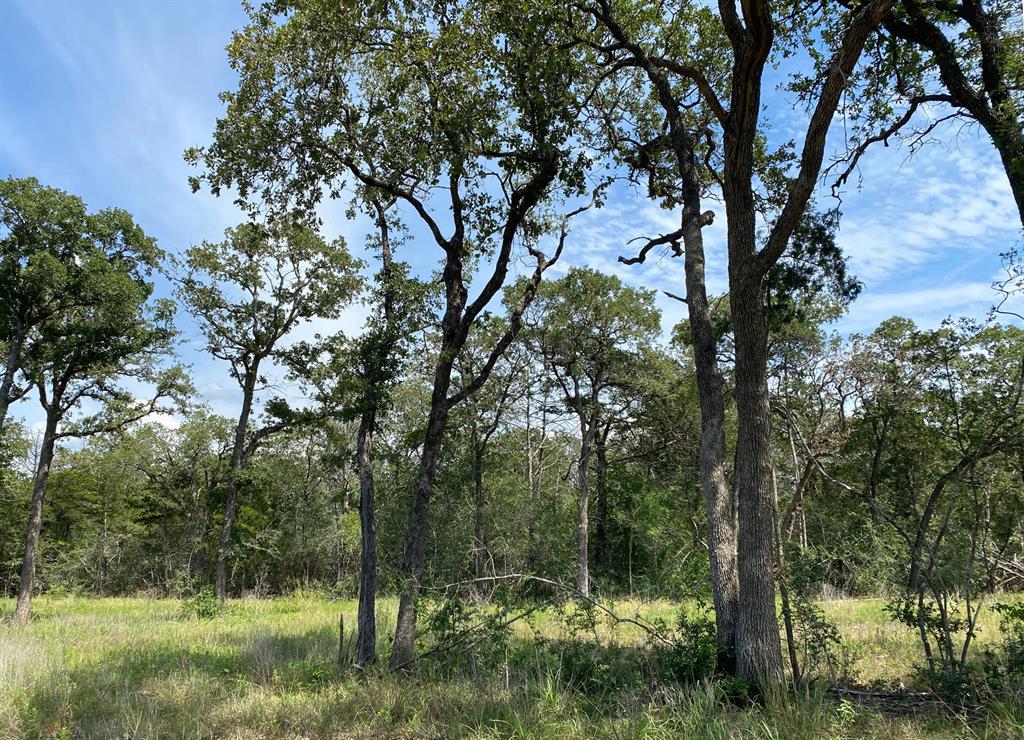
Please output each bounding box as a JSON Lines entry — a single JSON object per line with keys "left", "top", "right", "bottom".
{"left": 681, "top": 210, "right": 739, "bottom": 660}
{"left": 471, "top": 436, "right": 488, "bottom": 600}
{"left": 771, "top": 463, "right": 801, "bottom": 685}
{"left": 14, "top": 407, "right": 58, "bottom": 623}
{"left": 731, "top": 282, "right": 785, "bottom": 683}
{"left": 992, "top": 129, "right": 1024, "bottom": 226}
{"left": 215, "top": 371, "right": 256, "bottom": 600}
{"left": 355, "top": 196, "right": 395, "bottom": 663}
{"left": 653, "top": 60, "right": 740, "bottom": 657}
{"left": 355, "top": 409, "right": 378, "bottom": 665}
{"left": 576, "top": 412, "right": 597, "bottom": 596}
{"left": 593, "top": 429, "right": 610, "bottom": 568}
{"left": 389, "top": 355, "right": 456, "bottom": 670}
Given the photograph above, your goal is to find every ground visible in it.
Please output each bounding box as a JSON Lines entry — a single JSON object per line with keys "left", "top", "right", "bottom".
{"left": 0, "top": 595, "right": 1021, "bottom": 738}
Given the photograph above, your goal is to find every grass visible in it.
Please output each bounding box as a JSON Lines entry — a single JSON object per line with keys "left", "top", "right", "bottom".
{"left": 0, "top": 594, "right": 1021, "bottom": 738}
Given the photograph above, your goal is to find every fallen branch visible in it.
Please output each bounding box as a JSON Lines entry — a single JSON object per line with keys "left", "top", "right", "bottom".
{"left": 435, "top": 573, "right": 676, "bottom": 646}
{"left": 392, "top": 573, "right": 679, "bottom": 672}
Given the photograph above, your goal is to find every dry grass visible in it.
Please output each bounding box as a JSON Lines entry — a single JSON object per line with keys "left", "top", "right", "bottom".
{"left": 0, "top": 594, "right": 1020, "bottom": 738}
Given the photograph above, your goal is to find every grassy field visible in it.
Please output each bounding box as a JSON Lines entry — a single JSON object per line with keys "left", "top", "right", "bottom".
{"left": 0, "top": 595, "right": 1021, "bottom": 738}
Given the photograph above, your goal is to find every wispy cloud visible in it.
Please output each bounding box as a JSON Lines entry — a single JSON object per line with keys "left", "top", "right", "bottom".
{"left": 2, "top": 0, "right": 1021, "bottom": 435}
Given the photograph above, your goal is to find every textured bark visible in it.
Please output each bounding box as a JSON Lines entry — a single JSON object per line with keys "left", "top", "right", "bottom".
{"left": 730, "top": 284, "right": 785, "bottom": 683}
{"left": 215, "top": 370, "right": 256, "bottom": 600}
{"left": 355, "top": 199, "right": 395, "bottom": 665}
{"left": 715, "top": 0, "right": 894, "bottom": 683}
{"left": 719, "top": 6, "right": 783, "bottom": 680}
{"left": 771, "top": 464, "right": 801, "bottom": 685}
{"left": 679, "top": 174, "right": 738, "bottom": 659}
{"left": 355, "top": 409, "right": 378, "bottom": 665}
{"left": 14, "top": 407, "right": 58, "bottom": 623}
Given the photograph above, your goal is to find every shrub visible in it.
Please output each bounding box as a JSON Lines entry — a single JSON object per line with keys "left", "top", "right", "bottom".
{"left": 179, "top": 587, "right": 222, "bottom": 619}
{"left": 654, "top": 604, "right": 719, "bottom": 685}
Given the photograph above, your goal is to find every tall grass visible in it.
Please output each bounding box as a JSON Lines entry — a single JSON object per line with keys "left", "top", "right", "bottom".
{"left": 0, "top": 595, "right": 1019, "bottom": 738}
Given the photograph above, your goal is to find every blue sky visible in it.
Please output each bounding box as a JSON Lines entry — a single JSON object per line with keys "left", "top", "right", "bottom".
{"left": 2, "top": 0, "right": 1021, "bottom": 432}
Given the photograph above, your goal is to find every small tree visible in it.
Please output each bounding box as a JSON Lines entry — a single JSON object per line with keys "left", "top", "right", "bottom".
{"left": 287, "top": 199, "right": 430, "bottom": 665}
{"left": 527, "top": 267, "right": 661, "bottom": 596}
{"left": 13, "top": 211, "right": 185, "bottom": 622}
{"left": 176, "top": 221, "right": 359, "bottom": 599}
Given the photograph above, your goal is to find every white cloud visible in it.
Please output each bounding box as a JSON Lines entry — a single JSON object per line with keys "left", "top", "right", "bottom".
{"left": 839, "top": 281, "right": 998, "bottom": 333}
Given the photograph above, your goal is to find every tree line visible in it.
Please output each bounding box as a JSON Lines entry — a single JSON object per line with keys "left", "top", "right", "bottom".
{"left": 2, "top": 0, "right": 1022, "bottom": 688}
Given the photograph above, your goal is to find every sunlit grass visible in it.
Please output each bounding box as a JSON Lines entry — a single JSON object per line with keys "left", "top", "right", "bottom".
{"left": 0, "top": 594, "right": 1020, "bottom": 738}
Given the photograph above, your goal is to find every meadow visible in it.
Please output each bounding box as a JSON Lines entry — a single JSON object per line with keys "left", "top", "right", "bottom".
{"left": 1, "top": 595, "right": 1022, "bottom": 739}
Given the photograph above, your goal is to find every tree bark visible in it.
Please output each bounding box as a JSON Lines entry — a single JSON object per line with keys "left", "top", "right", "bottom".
{"left": 731, "top": 281, "right": 785, "bottom": 683}
{"left": 14, "top": 406, "right": 58, "bottom": 623}
{"left": 575, "top": 411, "right": 597, "bottom": 596}
{"left": 771, "top": 463, "right": 801, "bottom": 685}
{"left": 679, "top": 184, "right": 739, "bottom": 660}
{"left": 355, "top": 409, "right": 378, "bottom": 665}
{"left": 389, "top": 350, "right": 457, "bottom": 669}
{"left": 355, "top": 196, "right": 396, "bottom": 665}
{"left": 591, "top": 17, "right": 740, "bottom": 654}
{"left": 215, "top": 370, "right": 256, "bottom": 600}
{"left": 720, "top": 11, "right": 781, "bottom": 679}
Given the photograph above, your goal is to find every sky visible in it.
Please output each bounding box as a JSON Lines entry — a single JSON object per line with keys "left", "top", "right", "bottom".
{"left": 2, "top": 0, "right": 1022, "bottom": 432}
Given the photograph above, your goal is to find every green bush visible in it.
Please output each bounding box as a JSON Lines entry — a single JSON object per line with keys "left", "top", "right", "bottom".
{"left": 654, "top": 605, "right": 720, "bottom": 685}
{"left": 982, "top": 601, "right": 1024, "bottom": 692}
{"left": 179, "top": 587, "right": 222, "bottom": 619}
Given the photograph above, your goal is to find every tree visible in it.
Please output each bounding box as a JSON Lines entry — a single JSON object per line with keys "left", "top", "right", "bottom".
{"left": 13, "top": 214, "right": 184, "bottom": 622}
{"left": 176, "top": 221, "right": 359, "bottom": 599}
{"left": 576, "top": 0, "right": 881, "bottom": 679}
{"left": 577, "top": 0, "right": 737, "bottom": 655}
{"left": 830, "top": 0, "right": 1024, "bottom": 224}
{"left": 290, "top": 199, "right": 429, "bottom": 665}
{"left": 187, "top": 0, "right": 596, "bottom": 668}
{"left": 0, "top": 178, "right": 150, "bottom": 431}
{"left": 528, "top": 267, "right": 660, "bottom": 596}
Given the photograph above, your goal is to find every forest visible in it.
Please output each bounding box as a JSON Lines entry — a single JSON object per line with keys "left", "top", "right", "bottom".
{"left": 1, "top": 0, "right": 1023, "bottom": 737}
